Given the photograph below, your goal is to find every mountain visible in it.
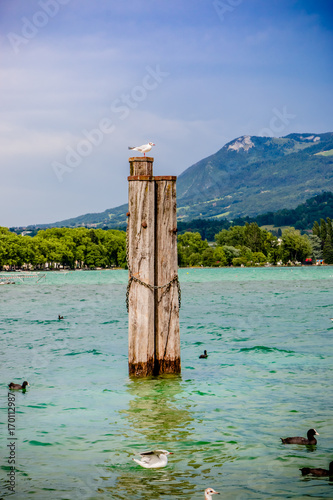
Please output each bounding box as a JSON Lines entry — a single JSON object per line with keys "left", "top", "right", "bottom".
{"left": 23, "top": 132, "right": 333, "bottom": 229}
{"left": 40, "top": 204, "right": 129, "bottom": 230}
{"left": 176, "top": 132, "right": 333, "bottom": 221}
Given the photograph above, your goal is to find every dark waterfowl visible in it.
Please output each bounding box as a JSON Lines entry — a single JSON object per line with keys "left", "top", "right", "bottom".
{"left": 199, "top": 350, "right": 208, "bottom": 359}
{"left": 300, "top": 461, "right": 333, "bottom": 477}
{"left": 8, "top": 381, "right": 29, "bottom": 391}
{"left": 281, "top": 428, "right": 319, "bottom": 445}
{"left": 58, "top": 315, "right": 64, "bottom": 320}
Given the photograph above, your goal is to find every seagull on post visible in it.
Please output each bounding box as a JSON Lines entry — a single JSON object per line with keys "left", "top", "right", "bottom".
{"left": 128, "top": 142, "right": 155, "bottom": 156}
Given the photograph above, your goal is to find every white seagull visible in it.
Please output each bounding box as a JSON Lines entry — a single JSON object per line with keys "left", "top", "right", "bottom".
{"left": 128, "top": 142, "right": 155, "bottom": 156}
{"left": 205, "top": 488, "right": 220, "bottom": 500}
{"left": 132, "top": 449, "right": 173, "bottom": 468}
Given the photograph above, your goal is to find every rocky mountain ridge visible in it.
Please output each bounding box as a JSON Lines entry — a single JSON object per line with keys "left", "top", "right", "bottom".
{"left": 20, "top": 132, "right": 333, "bottom": 229}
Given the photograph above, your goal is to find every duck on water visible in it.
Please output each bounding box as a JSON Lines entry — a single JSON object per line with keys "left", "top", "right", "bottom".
{"left": 280, "top": 428, "right": 319, "bottom": 445}
{"left": 300, "top": 461, "right": 333, "bottom": 477}
{"left": 8, "top": 381, "right": 29, "bottom": 391}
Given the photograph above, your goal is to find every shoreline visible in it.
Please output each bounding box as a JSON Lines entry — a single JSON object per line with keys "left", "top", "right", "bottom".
{"left": 0, "top": 263, "right": 331, "bottom": 274}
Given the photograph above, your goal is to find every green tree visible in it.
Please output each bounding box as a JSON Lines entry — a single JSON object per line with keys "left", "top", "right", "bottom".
{"left": 323, "top": 237, "right": 333, "bottom": 264}
{"left": 215, "top": 226, "right": 245, "bottom": 247}
{"left": 177, "top": 232, "right": 209, "bottom": 266}
{"left": 267, "top": 244, "right": 282, "bottom": 265}
{"left": 243, "top": 222, "right": 263, "bottom": 252}
{"left": 213, "top": 246, "right": 228, "bottom": 266}
{"left": 322, "top": 220, "right": 333, "bottom": 264}
{"left": 202, "top": 248, "right": 216, "bottom": 267}
{"left": 84, "top": 243, "right": 107, "bottom": 268}
{"left": 104, "top": 230, "right": 127, "bottom": 267}
{"left": 312, "top": 217, "right": 333, "bottom": 263}
{"left": 281, "top": 228, "right": 312, "bottom": 263}
{"left": 215, "top": 223, "right": 277, "bottom": 258}
{"left": 238, "top": 245, "right": 253, "bottom": 263}
{"left": 232, "top": 256, "right": 249, "bottom": 266}
{"left": 320, "top": 218, "right": 327, "bottom": 243}
{"left": 42, "top": 238, "right": 63, "bottom": 268}
{"left": 0, "top": 231, "right": 22, "bottom": 269}
{"left": 252, "top": 252, "right": 267, "bottom": 264}
{"left": 326, "top": 217, "right": 333, "bottom": 241}
{"left": 222, "top": 245, "right": 240, "bottom": 265}
{"left": 189, "top": 252, "right": 202, "bottom": 266}
{"left": 312, "top": 220, "right": 320, "bottom": 238}
{"left": 308, "top": 234, "right": 322, "bottom": 262}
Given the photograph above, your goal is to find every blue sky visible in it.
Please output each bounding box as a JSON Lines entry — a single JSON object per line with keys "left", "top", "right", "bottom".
{"left": 0, "top": 0, "right": 332, "bottom": 227}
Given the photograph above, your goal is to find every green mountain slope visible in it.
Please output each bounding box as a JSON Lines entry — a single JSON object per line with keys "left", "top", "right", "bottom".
{"left": 176, "top": 132, "right": 333, "bottom": 220}
{"left": 177, "top": 191, "right": 333, "bottom": 240}
{"left": 25, "top": 132, "right": 333, "bottom": 229}
{"left": 42, "top": 204, "right": 129, "bottom": 230}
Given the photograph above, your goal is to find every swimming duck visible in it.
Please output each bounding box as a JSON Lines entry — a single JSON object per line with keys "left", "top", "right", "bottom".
{"left": 133, "top": 449, "right": 173, "bottom": 468}
{"left": 280, "top": 428, "right": 319, "bottom": 445}
{"left": 8, "top": 381, "right": 29, "bottom": 391}
{"left": 205, "top": 488, "right": 220, "bottom": 500}
{"left": 199, "top": 350, "right": 208, "bottom": 359}
{"left": 300, "top": 461, "right": 333, "bottom": 477}
{"left": 58, "top": 315, "right": 64, "bottom": 320}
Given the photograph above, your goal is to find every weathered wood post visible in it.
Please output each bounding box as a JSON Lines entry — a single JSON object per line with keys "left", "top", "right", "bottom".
{"left": 127, "top": 157, "right": 181, "bottom": 377}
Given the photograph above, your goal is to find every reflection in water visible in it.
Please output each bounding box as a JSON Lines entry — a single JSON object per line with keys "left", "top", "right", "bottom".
{"left": 107, "top": 469, "right": 198, "bottom": 500}
{"left": 104, "top": 376, "right": 235, "bottom": 500}
{"left": 114, "top": 375, "right": 197, "bottom": 499}
{"left": 121, "top": 375, "right": 192, "bottom": 443}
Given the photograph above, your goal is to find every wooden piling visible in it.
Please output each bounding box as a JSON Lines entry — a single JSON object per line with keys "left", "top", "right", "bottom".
{"left": 127, "top": 157, "right": 180, "bottom": 377}
{"left": 154, "top": 177, "right": 180, "bottom": 374}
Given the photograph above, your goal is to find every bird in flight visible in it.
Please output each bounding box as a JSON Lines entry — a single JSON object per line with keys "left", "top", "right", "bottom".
{"left": 128, "top": 142, "right": 155, "bottom": 156}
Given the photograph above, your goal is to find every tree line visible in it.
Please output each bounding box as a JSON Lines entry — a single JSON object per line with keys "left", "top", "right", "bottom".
{"left": 178, "top": 218, "right": 333, "bottom": 267}
{"left": 178, "top": 223, "right": 312, "bottom": 267}
{"left": 177, "top": 192, "right": 333, "bottom": 238}
{"left": 0, "top": 227, "right": 126, "bottom": 270}
{"left": 1, "top": 218, "right": 332, "bottom": 270}
{"left": 254, "top": 191, "right": 333, "bottom": 230}
{"left": 312, "top": 217, "right": 333, "bottom": 264}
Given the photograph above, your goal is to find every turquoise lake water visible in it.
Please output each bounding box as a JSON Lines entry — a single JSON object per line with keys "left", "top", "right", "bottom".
{"left": 0, "top": 267, "right": 333, "bottom": 499}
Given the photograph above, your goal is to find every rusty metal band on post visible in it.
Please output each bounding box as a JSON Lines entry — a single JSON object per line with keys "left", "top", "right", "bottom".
{"left": 127, "top": 176, "right": 177, "bottom": 181}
